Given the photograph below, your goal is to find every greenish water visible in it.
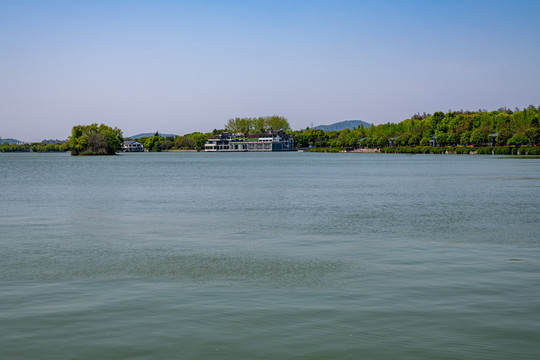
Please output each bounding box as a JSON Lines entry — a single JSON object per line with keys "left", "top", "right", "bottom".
{"left": 1, "top": 152, "right": 539, "bottom": 359}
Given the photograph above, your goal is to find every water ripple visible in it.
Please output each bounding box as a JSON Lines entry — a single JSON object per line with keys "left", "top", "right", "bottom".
{"left": 2, "top": 251, "right": 345, "bottom": 288}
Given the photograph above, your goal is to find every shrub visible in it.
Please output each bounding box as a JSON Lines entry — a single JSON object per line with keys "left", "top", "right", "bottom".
{"left": 307, "top": 147, "right": 341, "bottom": 153}
{"left": 475, "top": 147, "right": 493, "bottom": 155}
{"left": 493, "top": 146, "right": 512, "bottom": 155}
{"left": 519, "top": 146, "right": 540, "bottom": 155}
{"left": 455, "top": 147, "right": 472, "bottom": 154}
{"left": 431, "top": 147, "right": 446, "bottom": 154}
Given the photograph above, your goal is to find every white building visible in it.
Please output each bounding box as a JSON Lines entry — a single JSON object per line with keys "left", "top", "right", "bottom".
{"left": 205, "top": 130, "right": 295, "bottom": 152}
{"left": 123, "top": 141, "right": 144, "bottom": 152}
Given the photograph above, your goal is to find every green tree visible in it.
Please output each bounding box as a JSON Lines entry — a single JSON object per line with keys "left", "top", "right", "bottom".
{"left": 160, "top": 139, "right": 174, "bottom": 150}
{"left": 436, "top": 133, "right": 449, "bottom": 146}
{"left": 408, "top": 134, "right": 420, "bottom": 146}
{"left": 377, "top": 136, "right": 388, "bottom": 148}
{"left": 264, "top": 115, "right": 291, "bottom": 131}
{"left": 186, "top": 132, "right": 208, "bottom": 150}
{"left": 69, "top": 124, "right": 123, "bottom": 156}
{"left": 0, "top": 142, "right": 12, "bottom": 152}
{"left": 225, "top": 117, "right": 251, "bottom": 133}
{"left": 470, "top": 129, "right": 487, "bottom": 146}
{"left": 252, "top": 117, "right": 266, "bottom": 133}
{"left": 144, "top": 135, "right": 163, "bottom": 152}
{"left": 303, "top": 129, "right": 328, "bottom": 147}
{"left": 524, "top": 127, "right": 539, "bottom": 145}
{"left": 507, "top": 133, "right": 529, "bottom": 146}
{"left": 460, "top": 131, "right": 472, "bottom": 146}
{"left": 447, "top": 133, "right": 460, "bottom": 146}
{"left": 396, "top": 133, "right": 410, "bottom": 146}
{"left": 495, "top": 128, "right": 512, "bottom": 146}
{"left": 174, "top": 136, "right": 195, "bottom": 149}
{"left": 293, "top": 132, "right": 308, "bottom": 148}
{"left": 225, "top": 115, "right": 291, "bottom": 133}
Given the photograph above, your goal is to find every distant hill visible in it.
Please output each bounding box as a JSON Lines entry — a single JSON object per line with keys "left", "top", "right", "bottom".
{"left": 128, "top": 133, "right": 177, "bottom": 139}
{"left": 313, "top": 120, "right": 371, "bottom": 132}
{"left": 0, "top": 137, "right": 25, "bottom": 145}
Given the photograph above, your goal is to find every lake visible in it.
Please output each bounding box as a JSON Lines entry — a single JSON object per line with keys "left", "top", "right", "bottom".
{"left": 1, "top": 152, "right": 539, "bottom": 359}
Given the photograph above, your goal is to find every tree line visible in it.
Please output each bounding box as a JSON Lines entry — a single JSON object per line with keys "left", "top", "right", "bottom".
{"left": 130, "top": 115, "right": 292, "bottom": 151}
{"left": 0, "top": 141, "right": 70, "bottom": 153}
{"left": 224, "top": 115, "right": 291, "bottom": 133}
{"left": 293, "top": 105, "right": 539, "bottom": 149}
{"left": 2, "top": 108, "right": 538, "bottom": 153}
{"left": 134, "top": 132, "right": 209, "bottom": 152}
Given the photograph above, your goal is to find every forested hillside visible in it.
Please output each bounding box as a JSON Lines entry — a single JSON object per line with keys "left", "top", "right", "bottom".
{"left": 314, "top": 120, "right": 371, "bottom": 132}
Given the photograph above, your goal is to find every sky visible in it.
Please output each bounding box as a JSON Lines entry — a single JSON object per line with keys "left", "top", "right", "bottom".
{"left": 1, "top": 0, "right": 540, "bottom": 142}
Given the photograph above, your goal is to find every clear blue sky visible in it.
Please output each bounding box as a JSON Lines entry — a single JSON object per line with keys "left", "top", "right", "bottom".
{"left": 1, "top": 0, "right": 539, "bottom": 141}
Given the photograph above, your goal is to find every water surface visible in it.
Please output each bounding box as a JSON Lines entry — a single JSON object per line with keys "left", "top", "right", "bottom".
{"left": 1, "top": 152, "right": 539, "bottom": 359}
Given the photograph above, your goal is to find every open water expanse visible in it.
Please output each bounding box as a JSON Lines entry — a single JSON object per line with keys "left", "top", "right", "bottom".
{"left": 1, "top": 152, "right": 539, "bottom": 359}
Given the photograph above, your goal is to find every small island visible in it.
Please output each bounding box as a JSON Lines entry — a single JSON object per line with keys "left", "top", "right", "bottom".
{"left": 69, "top": 124, "right": 123, "bottom": 156}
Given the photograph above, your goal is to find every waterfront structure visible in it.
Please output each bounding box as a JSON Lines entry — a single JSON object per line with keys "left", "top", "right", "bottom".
{"left": 123, "top": 141, "right": 144, "bottom": 152}
{"left": 488, "top": 133, "right": 498, "bottom": 147}
{"left": 205, "top": 130, "right": 295, "bottom": 152}
{"left": 388, "top": 136, "right": 398, "bottom": 147}
{"left": 42, "top": 139, "right": 67, "bottom": 144}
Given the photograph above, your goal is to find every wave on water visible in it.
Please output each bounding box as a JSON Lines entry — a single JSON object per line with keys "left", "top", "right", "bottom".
{"left": 2, "top": 250, "right": 346, "bottom": 288}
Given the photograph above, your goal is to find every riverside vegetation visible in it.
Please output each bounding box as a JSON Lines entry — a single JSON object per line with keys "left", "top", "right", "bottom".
{"left": 0, "top": 124, "right": 123, "bottom": 155}
{"left": 378, "top": 145, "right": 540, "bottom": 155}
{"left": 299, "top": 105, "right": 540, "bottom": 152}
{"left": 1, "top": 107, "right": 539, "bottom": 155}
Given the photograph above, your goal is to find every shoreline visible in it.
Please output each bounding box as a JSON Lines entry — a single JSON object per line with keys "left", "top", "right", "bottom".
{"left": 304, "top": 146, "right": 539, "bottom": 156}
{"left": 164, "top": 149, "right": 199, "bottom": 152}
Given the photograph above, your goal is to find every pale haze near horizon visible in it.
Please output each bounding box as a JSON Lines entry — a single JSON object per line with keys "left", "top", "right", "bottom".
{"left": 1, "top": 0, "right": 539, "bottom": 142}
